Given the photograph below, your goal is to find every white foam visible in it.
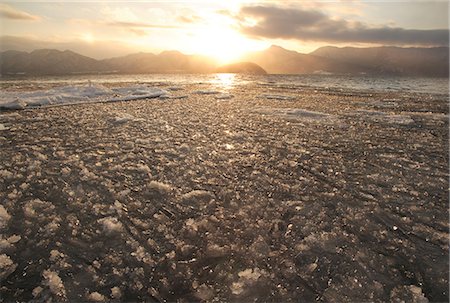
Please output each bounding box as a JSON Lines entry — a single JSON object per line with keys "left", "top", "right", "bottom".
{"left": 0, "top": 84, "right": 168, "bottom": 110}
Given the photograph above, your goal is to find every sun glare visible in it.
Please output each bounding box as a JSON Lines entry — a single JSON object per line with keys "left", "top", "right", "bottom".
{"left": 188, "top": 26, "right": 267, "bottom": 64}
{"left": 81, "top": 33, "right": 95, "bottom": 43}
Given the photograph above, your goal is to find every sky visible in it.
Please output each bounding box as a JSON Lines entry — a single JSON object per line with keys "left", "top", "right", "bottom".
{"left": 1, "top": 1, "right": 448, "bottom": 62}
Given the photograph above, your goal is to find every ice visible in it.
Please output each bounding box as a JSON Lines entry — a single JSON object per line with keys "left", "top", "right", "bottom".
{"left": 23, "top": 199, "right": 55, "bottom": 218}
{"left": 194, "top": 90, "right": 221, "bottom": 95}
{"left": 147, "top": 181, "right": 173, "bottom": 194}
{"left": 0, "top": 205, "right": 11, "bottom": 229}
{"left": 42, "top": 270, "right": 66, "bottom": 298}
{"left": 181, "top": 190, "right": 214, "bottom": 204}
{"left": 352, "top": 110, "right": 415, "bottom": 125}
{"left": 0, "top": 84, "right": 167, "bottom": 109}
{"left": 98, "top": 217, "right": 124, "bottom": 235}
{"left": 111, "top": 287, "right": 122, "bottom": 299}
{"left": 256, "top": 107, "right": 334, "bottom": 122}
{"left": 215, "top": 93, "right": 234, "bottom": 100}
{"left": 261, "top": 94, "right": 295, "bottom": 100}
{"left": 0, "top": 254, "right": 17, "bottom": 280}
{"left": 88, "top": 292, "right": 106, "bottom": 301}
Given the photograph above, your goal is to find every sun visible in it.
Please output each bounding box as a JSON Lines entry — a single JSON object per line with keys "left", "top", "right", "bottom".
{"left": 187, "top": 25, "right": 267, "bottom": 64}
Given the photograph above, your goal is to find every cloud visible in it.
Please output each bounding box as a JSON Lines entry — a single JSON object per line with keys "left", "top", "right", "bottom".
{"left": 177, "top": 14, "right": 202, "bottom": 24}
{"left": 0, "top": 4, "right": 41, "bottom": 21}
{"left": 237, "top": 5, "right": 449, "bottom": 46}
{"left": 105, "top": 21, "right": 179, "bottom": 29}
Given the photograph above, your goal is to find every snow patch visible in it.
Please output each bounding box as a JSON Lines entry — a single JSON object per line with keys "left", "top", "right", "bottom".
{"left": 0, "top": 84, "right": 167, "bottom": 109}
{"left": 42, "top": 270, "right": 66, "bottom": 298}
{"left": 0, "top": 205, "right": 11, "bottom": 229}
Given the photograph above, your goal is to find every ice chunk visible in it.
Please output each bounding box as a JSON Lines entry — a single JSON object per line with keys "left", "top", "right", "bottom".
{"left": 109, "top": 113, "right": 135, "bottom": 125}
{"left": 147, "top": 181, "right": 173, "bottom": 194}
{"left": 0, "top": 84, "right": 167, "bottom": 109}
{"left": 215, "top": 94, "right": 234, "bottom": 100}
{"left": 194, "top": 90, "right": 220, "bottom": 95}
{"left": 23, "top": 199, "right": 55, "bottom": 218}
{"left": 195, "top": 284, "right": 214, "bottom": 301}
{"left": 98, "top": 217, "right": 124, "bottom": 235}
{"left": 0, "top": 205, "right": 11, "bottom": 229}
{"left": 390, "top": 285, "right": 429, "bottom": 303}
{"left": 88, "top": 292, "right": 106, "bottom": 302}
{"left": 43, "top": 270, "right": 66, "bottom": 298}
{"left": 0, "top": 254, "right": 17, "bottom": 280}
{"left": 261, "top": 94, "right": 295, "bottom": 100}
{"left": 181, "top": 190, "right": 214, "bottom": 204}
{"left": 111, "top": 287, "right": 122, "bottom": 299}
{"left": 256, "top": 107, "right": 334, "bottom": 122}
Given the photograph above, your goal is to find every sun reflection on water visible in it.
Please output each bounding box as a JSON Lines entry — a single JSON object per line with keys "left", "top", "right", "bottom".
{"left": 212, "top": 73, "right": 236, "bottom": 90}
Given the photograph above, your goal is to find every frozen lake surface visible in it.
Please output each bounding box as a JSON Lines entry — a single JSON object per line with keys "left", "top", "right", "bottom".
{"left": 0, "top": 75, "right": 448, "bottom": 302}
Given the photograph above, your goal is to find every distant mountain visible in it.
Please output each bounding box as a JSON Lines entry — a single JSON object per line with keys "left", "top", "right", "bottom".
{"left": 0, "top": 49, "right": 105, "bottom": 75}
{"left": 0, "top": 49, "right": 217, "bottom": 75}
{"left": 102, "top": 50, "right": 216, "bottom": 74}
{"left": 1, "top": 46, "right": 448, "bottom": 77}
{"left": 216, "top": 62, "right": 267, "bottom": 74}
{"left": 241, "top": 45, "right": 369, "bottom": 75}
{"left": 242, "top": 45, "right": 449, "bottom": 77}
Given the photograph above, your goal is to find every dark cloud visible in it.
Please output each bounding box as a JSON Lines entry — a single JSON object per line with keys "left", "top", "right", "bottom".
{"left": 238, "top": 5, "right": 449, "bottom": 46}
{"left": 0, "top": 4, "right": 41, "bottom": 21}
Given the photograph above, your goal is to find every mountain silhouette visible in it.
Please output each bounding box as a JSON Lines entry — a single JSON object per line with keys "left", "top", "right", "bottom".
{"left": 0, "top": 45, "right": 448, "bottom": 77}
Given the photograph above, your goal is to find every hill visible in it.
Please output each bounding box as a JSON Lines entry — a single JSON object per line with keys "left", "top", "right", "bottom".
{"left": 242, "top": 45, "right": 449, "bottom": 77}
{"left": 215, "top": 62, "right": 267, "bottom": 74}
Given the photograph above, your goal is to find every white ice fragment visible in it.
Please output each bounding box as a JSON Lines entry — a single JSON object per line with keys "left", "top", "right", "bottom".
{"left": 0, "top": 169, "right": 13, "bottom": 180}
{"left": 110, "top": 113, "right": 135, "bottom": 125}
{"left": 111, "top": 287, "right": 122, "bottom": 299}
{"left": 181, "top": 190, "right": 214, "bottom": 203}
{"left": 0, "top": 205, "right": 11, "bottom": 229}
{"left": 0, "top": 84, "right": 167, "bottom": 109}
{"left": 23, "top": 199, "right": 55, "bottom": 218}
{"left": 261, "top": 94, "right": 295, "bottom": 100}
{"left": 0, "top": 254, "right": 17, "bottom": 280}
{"left": 148, "top": 181, "right": 173, "bottom": 194}
{"left": 215, "top": 94, "right": 234, "bottom": 100}
{"left": 194, "top": 90, "right": 220, "bottom": 95}
{"left": 98, "top": 217, "right": 124, "bottom": 235}
{"left": 238, "top": 268, "right": 263, "bottom": 281}
{"left": 88, "top": 292, "right": 106, "bottom": 302}
{"left": 0, "top": 100, "right": 27, "bottom": 110}
{"left": 43, "top": 270, "right": 66, "bottom": 298}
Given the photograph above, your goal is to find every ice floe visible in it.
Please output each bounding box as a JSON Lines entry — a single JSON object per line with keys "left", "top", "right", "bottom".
{"left": 351, "top": 110, "right": 415, "bottom": 125}
{"left": 194, "top": 90, "right": 221, "bottom": 95}
{"left": 261, "top": 94, "right": 295, "bottom": 100}
{"left": 256, "top": 107, "right": 335, "bottom": 122}
{"left": 0, "top": 84, "right": 167, "bottom": 110}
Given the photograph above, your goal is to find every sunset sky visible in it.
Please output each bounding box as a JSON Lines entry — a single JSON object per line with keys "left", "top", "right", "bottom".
{"left": 1, "top": 1, "right": 448, "bottom": 62}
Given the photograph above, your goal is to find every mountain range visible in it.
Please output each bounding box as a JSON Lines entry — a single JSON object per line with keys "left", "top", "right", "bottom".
{"left": 0, "top": 45, "right": 448, "bottom": 77}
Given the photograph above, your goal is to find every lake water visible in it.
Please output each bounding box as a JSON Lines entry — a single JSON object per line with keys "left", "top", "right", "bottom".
{"left": 0, "top": 74, "right": 448, "bottom": 95}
